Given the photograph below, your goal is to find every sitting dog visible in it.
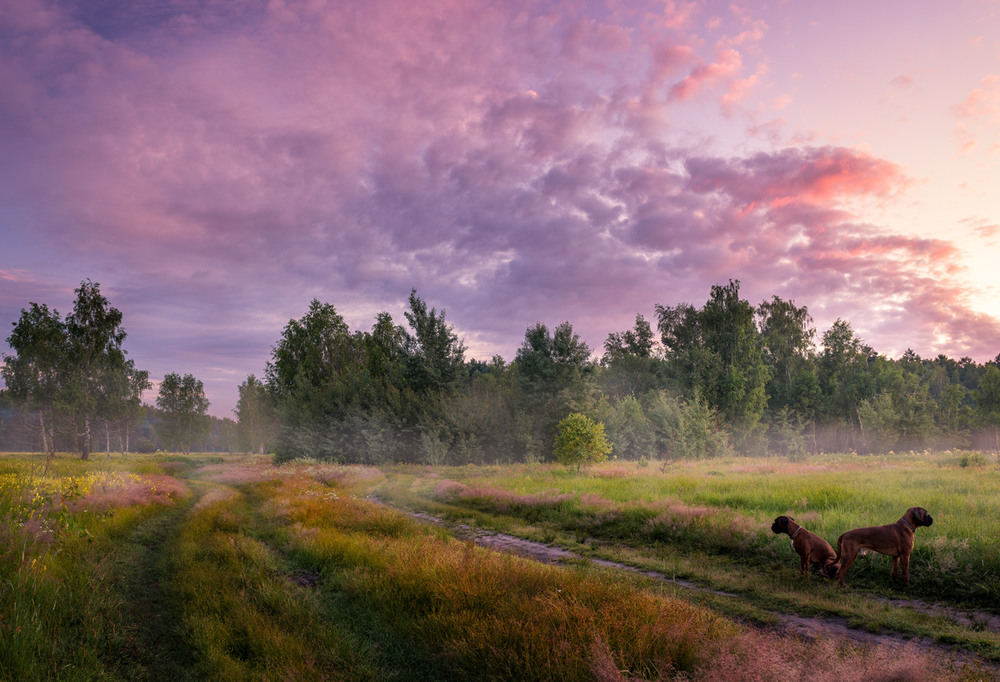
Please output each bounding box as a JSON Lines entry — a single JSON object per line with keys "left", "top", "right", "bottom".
{"left": 834, "top": 507, "right": 934, "bottom": 587}
{"left": 771, "top": 515, "right": 838, "bottom": 577}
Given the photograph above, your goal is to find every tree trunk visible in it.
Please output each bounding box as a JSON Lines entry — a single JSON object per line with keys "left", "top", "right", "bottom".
{"left": 81, "top": 414, "right": 91, "bottom": 460}
{"left": 39, "top": 411, "right": 50, "bottom": 457}
{"left": 855, "top": 407, "right": 866, "bottom": 453}
{"left": 40, "top": 411, "right": 55, "bottom": 471}
{"left": 105, "top": 420, "right": 112, "bottom": 459}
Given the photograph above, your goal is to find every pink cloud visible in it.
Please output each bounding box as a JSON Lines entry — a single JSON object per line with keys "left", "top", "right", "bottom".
{"left": 669, "top": 48, "right": 744, "bottom": 101}
{"left": 3, "top": 0, "right": 999, "bottom": 416}
{"left": 952, "top": 74, "right": 1000, "bottom": 154}
{"left": 685, "top": 147, "right": 907, "bottom": 209}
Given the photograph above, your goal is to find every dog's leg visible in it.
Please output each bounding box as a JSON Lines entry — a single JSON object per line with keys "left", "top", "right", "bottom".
{"left": 891, "top": 555, "right": 900, "bottom": 580}
{"left": 900, "top": 554, "right": 910, "bottom": 586}
{"left": 800, "top": 554, "right": 809, "bottom": 576}
{"left": 836, "top": 544, "right": 858, "bottom": 586}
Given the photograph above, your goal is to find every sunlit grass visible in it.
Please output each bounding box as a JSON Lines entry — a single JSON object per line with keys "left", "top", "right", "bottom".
{"left": 373, "top": 452, "right": 1000, "bottom": 661}
{"left": 0, "top": 451, "right": 989, "bottom": 679}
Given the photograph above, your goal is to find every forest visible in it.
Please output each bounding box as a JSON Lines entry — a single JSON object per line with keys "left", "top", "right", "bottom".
{"left": 3, "top": 279, "right": 1000, "bottom": 462}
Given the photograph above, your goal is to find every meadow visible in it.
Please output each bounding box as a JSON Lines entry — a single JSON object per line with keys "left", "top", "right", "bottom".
{"left": 0, "top": 450, "right": 997, "bottom": 680}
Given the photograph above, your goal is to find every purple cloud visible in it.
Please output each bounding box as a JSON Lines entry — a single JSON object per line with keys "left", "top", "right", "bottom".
{"left": 2, "top": 0, "right": 998, "bottom": 416}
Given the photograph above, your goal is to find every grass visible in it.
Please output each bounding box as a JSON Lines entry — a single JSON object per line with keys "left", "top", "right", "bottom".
{"left": 0, "top": 450, "right": 992, "bottom": 680}
{"left": 371, "top": 452, "right": 1000, "bottom": 661}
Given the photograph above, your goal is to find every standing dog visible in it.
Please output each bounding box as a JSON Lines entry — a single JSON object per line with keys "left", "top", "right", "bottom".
{"left": 771, "top": 516, "right": 838, "bottom": 577}
{"left": 834, "top": 507, "right": 934, "bottom": 586}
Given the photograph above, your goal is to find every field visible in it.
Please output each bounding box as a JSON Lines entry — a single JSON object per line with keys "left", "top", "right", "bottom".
{"left": 0, "top": 451, "right": 997, "bottom": 680}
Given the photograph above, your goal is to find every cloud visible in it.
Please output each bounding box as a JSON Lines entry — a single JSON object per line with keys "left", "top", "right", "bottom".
{"left": 2, "top": 0, "right": 999, "bottom": 416}
{"left": 952, "top": 74, "right": 1000, "bottom": 154}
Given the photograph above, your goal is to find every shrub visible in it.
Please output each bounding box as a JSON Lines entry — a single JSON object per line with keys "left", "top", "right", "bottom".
{"left": 554, "top": 413, "right": 612, "bottom": 472}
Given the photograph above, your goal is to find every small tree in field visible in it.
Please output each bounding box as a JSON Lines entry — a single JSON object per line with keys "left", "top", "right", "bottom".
{"left": 554, "top": 412, "right": 611, "bottom": 472}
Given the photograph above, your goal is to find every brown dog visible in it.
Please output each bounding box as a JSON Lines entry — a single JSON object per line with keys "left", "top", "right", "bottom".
{"left": 771, "top": 516, "right": 838, "bottom": 577}
{"left": 834, "top": 507, "right": 934, "bottom": 586}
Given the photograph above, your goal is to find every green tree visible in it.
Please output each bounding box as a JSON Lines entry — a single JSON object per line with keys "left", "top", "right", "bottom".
{"left": 403, "top": 290, "right": 466, "bottom": 398}
{"left": 63, "top": 280, "right": 136, "bottom": 460}
{"left": 553, "top": 412, "right": 611, "bottom": 472}
{"left": 701, "top": 281, "right": 770, "bottom": 440}
{"left": 516, "top": 321, "right": 594, "bottom": 400}
{"left": 515, "top": 321, "right": 596, "bottom": 455}
{"left": 2, "top": 281, "right": 143, "bottom": 460}
{"left": 156, "top": 373, "right": 210, "bottom": 454}
{"left": 265, "top": 300, "right": 368, "bottom": 460}
{"left": 99, "top": 361, "right": 150, "bottom": 457}
{"left": 817, "top": 319, "right": 875, "bottom": 450}
{"left": 601, "top": 314, "right": 667, "bottom": 398}
{"left": 656, "top": 281, "right": 770, "bottom": 450}
{"left": 757, "top": 296, "right": 815, "bottom": 416}
{"left": 235, "top": 374, "right": 277, "bottom": 454}
{"left": 654, "top": 302, "right": 708, "bottom": 392}
{"left": 1, "top": 303, "right": 66, "bottom": 460}
{"left": 975, "top": 365, "right": 1000, "bottom": 452}
{"left": 265, "top": 299, "right": 362, "bottom": 400}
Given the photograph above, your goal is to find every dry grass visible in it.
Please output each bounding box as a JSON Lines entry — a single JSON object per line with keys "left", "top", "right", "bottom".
{"left": 696, "top": 630, "right": 951, "bottom": 682}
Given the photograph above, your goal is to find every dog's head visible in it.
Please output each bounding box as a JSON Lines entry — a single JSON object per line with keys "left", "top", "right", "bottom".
{"left": 771, "top": 516, "right": 792, "bottom": 535}
{"left": 908, "top": 507, "right": 934, "bottom": 527}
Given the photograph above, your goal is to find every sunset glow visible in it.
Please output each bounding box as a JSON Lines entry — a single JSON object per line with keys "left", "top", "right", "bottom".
{"left": 2, "top": 0, "right": 1000, "bottom": 416}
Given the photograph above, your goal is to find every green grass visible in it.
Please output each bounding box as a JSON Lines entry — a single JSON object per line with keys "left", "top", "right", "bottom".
{"left": 0, "top": 451, "right": 991, "bottom": 679}
{"left": 371, "top": 452, "right": 1000, "bottom": 661}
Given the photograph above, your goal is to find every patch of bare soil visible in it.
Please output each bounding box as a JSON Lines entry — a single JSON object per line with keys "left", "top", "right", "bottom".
{"left": 376, "top": 498, "right": 1000, "bottom": 672}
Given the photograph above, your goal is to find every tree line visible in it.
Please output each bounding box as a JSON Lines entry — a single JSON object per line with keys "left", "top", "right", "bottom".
{"left": 0, "top": 281, "right": 223, "bottom": 459}
{"left": 239, "top": 281, "right": 1000, "bottom": 464}
{"left": 4, "top": 279, "right": 1000, "bottom": 462}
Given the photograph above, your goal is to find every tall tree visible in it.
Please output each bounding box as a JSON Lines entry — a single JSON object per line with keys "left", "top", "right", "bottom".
{"left": 516, "top": 321, "right": 594, "bottom": 401}
{"left": 656, "top": 281, "right": 769, "bottom": 448}
{"left": 63, "top": 280, "right": 134, "bottom": 460}
{"left": 265, "top": 299, "right": 375, "bottom": 461}
{"left": 99, "top": 360, "right": 150, "bottom": 456}
{"left": 156, "top": 373, "right": 210, "bottom": 454}
{"left": 1, "top": 303, "right": 66, "bottom": 460}
{"left": 601, "top": 314, "right": 665, "bottom": 398}
{"left": 654, "top": 302, "right": 707, "bottom": 391}
{"left": 976, "top": 365, "right": 1000, "bottom": 452}
{"left": 2, "top": 281, "right": 141, "bottom": 460}
{"left": 265, "top": 299, "right": 362, "bottom": 400}
{"left": 757, "top": 295, "right": 815, "bottom": 414}
{"left": 234, "top": 374, "right": 277, "bottom": 454}
{"left": 700, "top": 280, "right": 770, "bottom": 437}
{"left": 403, "top": 290, "right": 466, "bottom": 398}
{"left": 514, "top": 321, "right": 595, "bottom": 456}
{"left": 818, "top": 319, "right": 876, "bottom": 450}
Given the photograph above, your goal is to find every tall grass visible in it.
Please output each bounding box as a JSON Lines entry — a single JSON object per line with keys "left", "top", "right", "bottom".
{"left": 169, "top": 487, "right": 377, "bottom": 680}
{"left": 0, "top": 452, "right": 983, "bottom": 679}
{"left": 401, "top": 453, "right": 1000, "bottom": 606}
{"left": 0, "top": 454, "right": 189, "bottom": 679}
{"left": 266, "top": 473, "right": 958, "bottom": 680}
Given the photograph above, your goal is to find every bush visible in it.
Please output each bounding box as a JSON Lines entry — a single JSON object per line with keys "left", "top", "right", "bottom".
{"left": 553, "top": 413, "right": 612, "bottom": 471}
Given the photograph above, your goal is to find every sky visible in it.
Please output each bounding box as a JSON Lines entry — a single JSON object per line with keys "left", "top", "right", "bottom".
{"left": 2, "top": 0, "right": 1000, "bottom": 418}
